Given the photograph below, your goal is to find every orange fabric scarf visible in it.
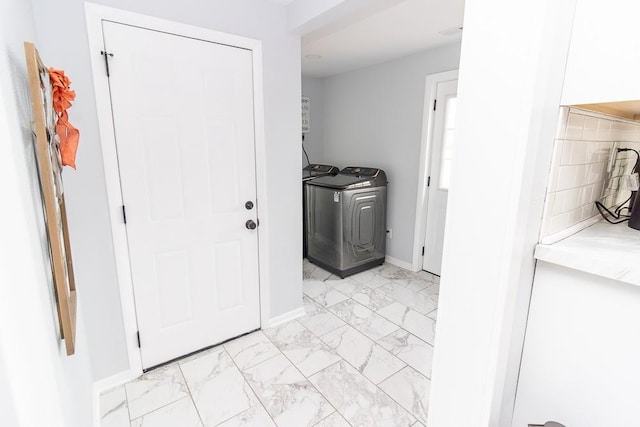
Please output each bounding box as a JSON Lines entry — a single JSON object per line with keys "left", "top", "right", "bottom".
{"left": 49, "top": 68, "right": 79, "bottom": 169}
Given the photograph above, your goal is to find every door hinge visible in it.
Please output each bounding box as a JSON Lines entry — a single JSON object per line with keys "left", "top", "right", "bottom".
{"left": 433, "top": 99, "right": 437, "bottom": 111}
{"left": 122, "top": 205, "right": 127, "bottom": 224}
{"left": 136, "top": 331, "right": 141, "bottom": 348}
{"left": 100, "top": 51, "right": 114, "bottom": 77}
{"left": 422, "top": 246, "right": 425, "bottom": 256}
{"left": 427, "top": 176, "right": 431, "bottom": 187}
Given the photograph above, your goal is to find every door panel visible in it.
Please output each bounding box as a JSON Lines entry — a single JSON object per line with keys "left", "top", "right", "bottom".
{"left": 423, "top": 79, "right": 458, "bottom": 276}
{"left": 103, "top": 21, "right": 260, "bottom": 368}
{"left": 154, "top": 250, "right": 192, "bottom": 327}
{"left": 140, "top": 118, "right": 184, "bottom": 221}
{"left": 213, "top": 240, "right": 244, "bottom": 310}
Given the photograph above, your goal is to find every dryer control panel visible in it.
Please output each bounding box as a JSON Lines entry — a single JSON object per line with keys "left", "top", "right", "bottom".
{"left": 340, "top": 167, "right": 380, "bottom": 177}
{"left": 303, "top": 164, "right": 339, "bottom": 176}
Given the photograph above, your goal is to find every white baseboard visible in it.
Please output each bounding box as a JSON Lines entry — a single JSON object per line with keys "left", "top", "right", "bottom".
{"left": 94, "top": 368, "right": 140, "bottom": 394}
{"left": 267, "top": 306, "right": 305, "bottom": 328}
{"left": 385, "top": 255, "right": 416, "bottom": 272}
{"left": 93, "top": 369, "right": 140, "bottom": 426}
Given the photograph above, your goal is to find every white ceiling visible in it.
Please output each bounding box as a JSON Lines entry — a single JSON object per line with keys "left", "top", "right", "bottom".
{"left": 301, "top": 0, "right": 465, "bottom": 77}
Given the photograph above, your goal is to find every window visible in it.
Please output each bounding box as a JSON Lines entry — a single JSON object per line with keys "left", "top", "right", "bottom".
{"left": 439, "top": 95, "right": 457, "bottom": 190}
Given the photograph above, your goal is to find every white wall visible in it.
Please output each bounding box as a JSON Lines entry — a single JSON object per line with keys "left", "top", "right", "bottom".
{"left": 320, "top": 43, "right": 461, "bottom": 265}
{"left": 29, "top": 0, "right": 302, "bottom": 381}
{"left": 426, "top": 0, "right": 577, "bottom": 425}
{"left": 0, "top": 350, "right": 18, "bottom": 426}
{"left": 0, "top": 0, "right": 94, "bottom": 425}
{"left": 302, "top": 76, "right": 325, "bottom": 166}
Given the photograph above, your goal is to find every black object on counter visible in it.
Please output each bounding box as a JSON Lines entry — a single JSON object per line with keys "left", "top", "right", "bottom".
{"left": 628, "top": 195, "right": 640, "bottom": 230}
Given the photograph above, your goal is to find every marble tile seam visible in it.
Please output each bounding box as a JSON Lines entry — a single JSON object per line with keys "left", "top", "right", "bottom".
{"left": 220, "top": 346, "right": 280, "bottom": 427}
{"left": 255, "top": 326, "right": 343, "bottom": 426}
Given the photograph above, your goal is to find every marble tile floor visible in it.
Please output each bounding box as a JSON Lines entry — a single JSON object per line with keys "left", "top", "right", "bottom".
{"left": 101, "top": 261, "right": 439, "bottom": 427}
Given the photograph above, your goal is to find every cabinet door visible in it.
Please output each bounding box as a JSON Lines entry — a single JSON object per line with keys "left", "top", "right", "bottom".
{"left": 562, "top": 0, "right": 640, "bottom": 105}
{"left": 512, "top": 262, "right": 640, "bottom": 426}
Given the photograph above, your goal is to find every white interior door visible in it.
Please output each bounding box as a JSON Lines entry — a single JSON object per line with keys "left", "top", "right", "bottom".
{"left": 103, "top": 22, "right": 260, "bottom": 368}
{"left": 423, "top": 79, "right": 458, "bottom": 275}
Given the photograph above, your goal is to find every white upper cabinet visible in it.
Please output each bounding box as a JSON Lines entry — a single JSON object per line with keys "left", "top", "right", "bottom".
{"left": 562, "top": 0, "right": 640, "bottom": 106}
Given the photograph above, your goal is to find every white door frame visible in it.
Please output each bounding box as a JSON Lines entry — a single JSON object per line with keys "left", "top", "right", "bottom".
{"left": 411, "top": 70, "right": 458, "bottom": 272}
{"left": 85, "top": 3, "right": 271, "bottom": 379}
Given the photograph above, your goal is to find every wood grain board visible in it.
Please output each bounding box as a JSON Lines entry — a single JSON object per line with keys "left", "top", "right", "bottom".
{"left": 24, "top": 42, "right": 77, "bottom": 355}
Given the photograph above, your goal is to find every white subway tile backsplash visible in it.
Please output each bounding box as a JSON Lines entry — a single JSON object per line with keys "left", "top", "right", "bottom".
{"left": 569, "top": 208, "right": 581, "bottom": 224}
{"left": 549, "top": 212, "right": 570, "bottom": 235}
{"left": 540, "top": 107, "right": 640, "bottom": 242}
{"left": 611, "top": 121, "right": 626, "bottom": 132}
{"left": 597, "top": 163, "right": 607, "bottom": 183}
{"left": 586, "top": 163, "right": 598, "bottom": 184}
{"left": 561, "top": 188, "right": 580, "bottom": 213}
{"left": 598, "top": 141, "right": 612, "bottom": 162}
{"left": 582, "top": 116, "right": 599, "bottom": 140}
{"left": 585, "top": 145, "right": 598, "bottom": 164}
{"left": 560, "top": 140, "right": 572, "bottom": 165}
{"left": 577, "top": 164, "right": 589, "bottom": 184}
{"left": 546, "top": 193, "right": 555, "bottom": 214}
{"left": 557, "top": 165, "right": 578, "bottom": 191}
{"left": 597, "top": 119, "right": 611, "bottom": 141}
{"left": 594, "top": 181, "right": 605, "bottom": 198}
{"left": 581, "top": 204, "right": 594, "bottom": 221}
{"left": 551, "top": 193, "right": 563, "bottom": 216}
{"left": 565, "top": 112, "right": 585, "bottom": 139}
{"left": 615, "top": 123, "right": 640, "bottom": 142}
{"left": 580, "top": 185, "right": 591, "bottom": 205}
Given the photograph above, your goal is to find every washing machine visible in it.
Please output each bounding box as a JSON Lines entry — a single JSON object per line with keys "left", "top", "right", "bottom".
{"left": 302, "top": 164, "right": 339, "bottom": 258}
{"left": 303, "top": 164, "right": 339, "bottom": 183}
{"left": 305, "top": 166, "right": 387, "bottom": 278}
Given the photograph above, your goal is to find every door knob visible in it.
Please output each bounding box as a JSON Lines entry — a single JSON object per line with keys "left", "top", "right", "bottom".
{"left": 245, "top": 201, "right": 254, "bottom": 210}
{"left": 245, "top": 219, "right": 257, "bottom": 230}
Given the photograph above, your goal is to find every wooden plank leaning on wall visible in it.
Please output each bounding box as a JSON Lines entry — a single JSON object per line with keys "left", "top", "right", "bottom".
{"left": 24, "top": 42, "right": 77, "bottom": 355}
